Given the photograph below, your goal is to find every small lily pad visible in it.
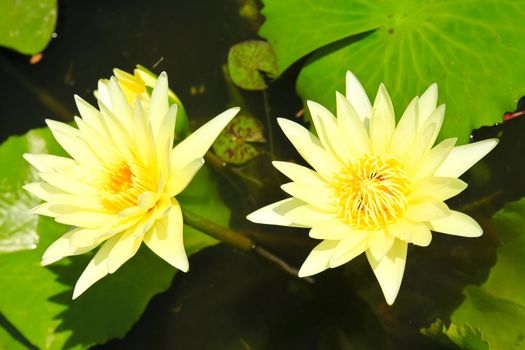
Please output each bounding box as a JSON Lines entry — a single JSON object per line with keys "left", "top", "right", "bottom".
{"left": 228, "top": 40, "right": 278, "bottom": 90}
{"left": 212, "top": 113, "right": 265, "bottom": 165}
{"left": 0, "top": 0, "right": 58, "bottom": 55}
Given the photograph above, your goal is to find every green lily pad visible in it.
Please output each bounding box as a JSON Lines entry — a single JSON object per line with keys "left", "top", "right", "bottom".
{"left": 259, "top": 0, "right": 525, "bottom": 143}
{"left": 212, "top": 113, "right": 265, "bottom": 165}
{"left": 0, "top": 127, "right": 229, "bottom": 349}
{"left": 0, "top": 131, "right": 46, "bottom": 253}
{"left": 422, "top": 319, "right": 489, "bottom": 350}
{"left": 440, "top": 197, "right": 525, "bottom": 350}
{"left": 228, "top": 40, "right": 278, "bottom": 90}
{"left": 0, "top": 0, "right": 57, "bottom": 55}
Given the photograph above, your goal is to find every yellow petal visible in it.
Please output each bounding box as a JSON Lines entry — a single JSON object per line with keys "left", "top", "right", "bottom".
{"left": 298, "top": 240, "right": 338, "bottom": 277}
{"left": 366, "top": 238, "right": 407, "bottom": 305}
{"left": 37, "top": 171, "right": 95, "bottom": 196}
{"left": 23, "top": 153, "right": 75, "bottom": 173}
{"left": 74, "top": 116, "right": 118, "bottom": 162}
{"left": 171, "top": 107, "right": 240, "bottom": 171}
{"left": 335, "top": 92, "right": 371, "bottom": 158}
{"left": 418, "top": 104, "right": 445, "bottom": 150}
{"left": 72, "top": 237, "right": 117, "bottom": 299}
{"left": 435, "top": 139, "right": 499, "bottom": 178}
{"left": 307, "top": 100, "right": 348, "bottom": 162}
{"left": 368, "top": 229, "right": 394, "bottom": 261}
{"left": 144, "top": 200, "right": 189, "bottom": 272}
{"left": 410, "top": 224, "right": 432, "bottom": 247}
{"left": 106, "top": 229, "right": 142, "bottom": 274}
{"left": 246, "top": 198, "right": 334, "bottom": 228}
{"left": 429, "top": 211, "right": 482, "bottom": 237}
{"left": 309, "top": 219, "right": 354, "bottom": 240}
{"left": 41, "top": 229, "right": 100, "bottom": 266}
{"left": 405, "top": 201, "right": 450, "bottom": 222}
{"left": 97, "top": 102, "right": 134, "bottom": 159}
{"left": 55, "top": 211, "right": 116, "bottom": 228}
{"left": 69, "top": 218, "right": 138, "bottom": 248}
{"left": 329, "top": 232, "right": 368, "bottom": 268}
{"left": 46, "top": 119, "right": 102, "bottom": 165}
{"left": 37, "top": 195, "right": 107, "bottom": 214}
{"left": 272, "top": 161, "right": 326, "bottom": 186}
{"left": 108, "top": 77, "right": 134, "bottom": 134}
{"left": 74, "top": 95, "right": 105, "bottom": 134}
{"left": 345, "top": 71, "right": 372, "bottom": 122}
{"left": 155, "top": 104, "right": 177, "bottom": 173}
{"left": 23, "top": 182, "right": 67, "bottom": 201}
{"left": 96, "top": 80, "right": 112, "bottom": 109}
{"left": 388, "top": 220, "right": 432, "bottom": 247}
{"left": 403, "top": 122, "right": 438, "bottom": 173}
{"left": 277, "top": 118, "right": 342, "bottom": 179}
{"left": 409, "top": 177, "right": 467, "bottom": 202}
{"left": 280, "top": 182, "right": 334, "bottom": 211}
{"left": 148, "top": 72, "right": 169, "bottom": 135}
{"left": 132, "top": 98, "right": 158, "bottom": 172}
{"left": 166, "top": 158, "right": 204, "bottom": 196}
{"left": 137, "top": 191, "right": 158, "bottom": 210}
{"left": 418, "top": 83, "right": 438, "bottom": 125}
{"left": 370, "top": 83, "right": 395, "bottom": 155}
{"left": 412, "top": 138, "right": 456, "bottom": 181}
{"left": 390, "top": 97, "right": 418, "bottom": 158}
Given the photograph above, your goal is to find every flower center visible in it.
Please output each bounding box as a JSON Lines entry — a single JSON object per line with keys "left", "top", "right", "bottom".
{"left": 333, "top": 156, "right": 411, "bottom": 230}
{"left": 104, "top": 161, "right": 133, "bottom": 194}
{"left": 97, "top": 160, "right": 153, "bottom": 212}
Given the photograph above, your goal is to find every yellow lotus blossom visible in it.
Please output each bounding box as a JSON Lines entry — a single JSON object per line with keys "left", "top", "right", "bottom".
{"left": 247, "top": 71, "right": 498, "bottom": 305}
{"left": 24, "top": 71, "right": 239, "bottom": 299}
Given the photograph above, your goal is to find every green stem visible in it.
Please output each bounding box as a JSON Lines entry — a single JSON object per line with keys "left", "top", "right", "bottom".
{"left": 0, "top": 55, "right": 72, "bottom": 122}
{"left": 205, "top": 152, "right": 264, "bottom": 187}
{"left": 262, "top": 89, "right": 275, "bottom": 154}
{"left": 457, "top": 190, "right": 503, "bottom": 214}
{"left": 182, "top": 209, "right": 312, "bottom": 282}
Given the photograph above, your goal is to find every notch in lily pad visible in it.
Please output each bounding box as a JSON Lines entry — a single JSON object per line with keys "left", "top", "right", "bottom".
{"left": 228, "top": 40, "right": 278, "bottom": 90}
{"left": 212, "top": 113, "right": 266, "bottom": 165}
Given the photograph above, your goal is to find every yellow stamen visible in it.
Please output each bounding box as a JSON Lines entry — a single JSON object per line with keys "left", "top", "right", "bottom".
{"left": 333, "top": 156, "right": 411, "bottom": 230}
{"left": 105, "top": 161, "right": 133, "bottom": 194}
{"left": 97, "top": 160, "right": 154, "bottom": 212}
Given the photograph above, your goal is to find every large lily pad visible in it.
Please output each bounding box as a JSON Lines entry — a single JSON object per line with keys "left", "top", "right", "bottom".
{"left": 439, "top": 197, "right": 525, "bottom": 350}
{"left": 259, "top": 0, "right": 525, "bottom": 143}
{"left": 0, "top": 0, "right": 58, "bottom": 54}
{"left": 0, "top": 131, "right": 45, "bottom": 253}
{"left": 0, "top": 127, "right": 229, "bottom": 349}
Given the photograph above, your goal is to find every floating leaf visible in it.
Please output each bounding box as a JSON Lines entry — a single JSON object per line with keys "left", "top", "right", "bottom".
{"left": 422, "top": 319, "right": 489, "bottom": 350}
{"left": 0, "top": 0, "right": 58, "bottom": 55}
{"left": 228, "top": 40, "right": 278, "bottom": 90}
{"left": 0, "top": 127, "right": 229, "bottom": 349}
{"left": 212, "top": 113, "right": 265, "bottom": 165}
{"left": 0, "top": 131, "right": 49, "bottom": 253}
{"left": 259, "top": 0, "right": 525, "bottom": 143}
{"left": 436, "top": 197, "right": 525, "bottom": 350}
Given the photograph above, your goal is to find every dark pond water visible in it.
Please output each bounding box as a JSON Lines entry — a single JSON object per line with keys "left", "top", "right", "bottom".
{"left": 1, "top": 0, "right": 525, "bottom": 349}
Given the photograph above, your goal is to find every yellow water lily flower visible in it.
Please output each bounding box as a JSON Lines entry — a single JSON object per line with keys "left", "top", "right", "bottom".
{"left": 24, "top": 71, "right": 239, "bottom": 299}
{"left": 247, "top": 71, "right": 498, "bottom": 305}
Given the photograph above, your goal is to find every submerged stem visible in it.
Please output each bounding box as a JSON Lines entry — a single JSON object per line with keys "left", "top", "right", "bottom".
{"left": 182, "top": 209, "right": 312, "bottom": 282}
{"left": 457, "top": 190, "right": 503, "bottom": 213}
